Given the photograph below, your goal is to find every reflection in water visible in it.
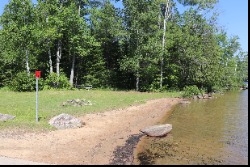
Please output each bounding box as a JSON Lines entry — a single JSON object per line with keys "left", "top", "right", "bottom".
{"left": 221, "top": 90, "right": 248, "bottom": 164}
{"left": 134, "top": 90, "right": 248, "bottom": 165}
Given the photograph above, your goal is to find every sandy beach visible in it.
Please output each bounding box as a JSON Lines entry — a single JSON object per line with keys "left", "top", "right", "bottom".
{"left": 0, "top": 97, "right": 182, "bottom": 165}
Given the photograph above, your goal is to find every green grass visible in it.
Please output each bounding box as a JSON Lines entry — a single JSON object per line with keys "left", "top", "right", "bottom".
{"left": 0, "top": 89, "right": 181, "bottom": 131}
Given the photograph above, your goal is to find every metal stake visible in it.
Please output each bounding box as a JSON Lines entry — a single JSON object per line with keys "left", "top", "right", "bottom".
{"left": 36, "top": 77, "right": 38, "bottom": 122}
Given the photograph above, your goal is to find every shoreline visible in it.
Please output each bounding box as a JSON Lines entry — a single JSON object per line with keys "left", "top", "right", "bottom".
{"left": 0, "top": 97, "right": 182, "bottom": 165}
{"left": 110, "top": 99, "right": 180, "bottom": 165}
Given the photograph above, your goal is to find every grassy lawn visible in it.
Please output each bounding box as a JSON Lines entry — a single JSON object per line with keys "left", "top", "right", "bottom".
{"left": 0, "top": 89, "right": 181, "bottom": 131}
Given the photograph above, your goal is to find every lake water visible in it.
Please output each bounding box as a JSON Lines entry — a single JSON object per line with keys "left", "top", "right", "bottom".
{"left": 134, "top": 90, "right": 248, "bottom": 165}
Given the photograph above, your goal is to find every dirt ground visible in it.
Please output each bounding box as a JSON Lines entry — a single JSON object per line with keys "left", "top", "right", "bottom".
{"left": 0, "top": 97, "right": 182, "bottom": 165}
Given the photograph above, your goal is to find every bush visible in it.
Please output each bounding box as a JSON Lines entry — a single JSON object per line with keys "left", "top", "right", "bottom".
{"left": 10, "top": 71, "right": 44, "bottom": 92}
{"left": 182, "top": 85, "right": 201, "bottom": 98}
{"left": 44, "top": 72, "right": 71, "bottom": 90}
{"left": 211, "top": 85, "right": 224, "bottom": 93}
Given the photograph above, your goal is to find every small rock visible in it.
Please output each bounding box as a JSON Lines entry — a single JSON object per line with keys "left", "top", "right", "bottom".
{"left": 49, "top": 113, "right": 85, "bottom": 129}
{"left": 0, "top": 113, "right": 15, "bottom": 121}
{"left": 180, "top": 100, "right": 191, "bottom": 104}
{"left": 62, "top": 99, "right": 92, "bottom": 107}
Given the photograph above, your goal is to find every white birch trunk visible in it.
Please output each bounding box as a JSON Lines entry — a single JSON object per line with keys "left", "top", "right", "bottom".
{"left": 46, "top": 16, "right": 53, "bottom": 74}
{"left": 48, "top": 47, "right": 53, "bottom": 73}
{"left": 136, "top": 70, "right": 139, "bottom": 92}
{"left": 78, "top": 4, "right": 81, "bottom": 16}
{"left": 56, "top": 40, "right": 62, "bottom": 77}
{"left": 69, "top": 4, "right": 81, "bottom": 86}
{"left": 69, "top": 53, "right": 75, "bottom": 86}
{"left": 160, "top": 0, "right": 171, "bottom": 89}
{"left": 26, "top": 49, "right": 30, "bottom": 76}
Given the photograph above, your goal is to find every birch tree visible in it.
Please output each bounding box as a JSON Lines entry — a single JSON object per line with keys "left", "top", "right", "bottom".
{"left": 0, "top": 0, "right": 35, "bottom": 76}
{"left": 66, "top": 1, "right": 93, "bottom": 86}
{"left": 159, "top": 0, "right": 173, "bottom": 89}
{"left": 35, "top": 0, "right": 59, "bottom": 74}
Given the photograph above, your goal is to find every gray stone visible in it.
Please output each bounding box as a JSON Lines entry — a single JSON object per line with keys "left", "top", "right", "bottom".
{"left": 180, "top": 100, "right": 191, "bottom": 104}
{"left": 0, "top": 113, "right": 15, "bottom": 121}
{"left": 197, "top": 95, "right": 203, "bottom": 99}
{"left": 62, "top": 99, "right": 92, "bottom": 107}
{"left": 140, "top": 124, "right": 172, "bottom": 137}
{"left": 49, "top": 113, "right": 85, "bottom": 129}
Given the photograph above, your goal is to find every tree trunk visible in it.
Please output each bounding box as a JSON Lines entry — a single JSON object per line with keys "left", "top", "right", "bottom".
{"left": 78, "top": 3, "right": 81, "bottom": 16}
{"left": 69, "top": 52, "right": 75, "bottom": 86}
{"left": 25, "top": 49, "right": 30, "bottom": 76}
{"left": 160, "top": 15, "right": 166, "bottom": 89}
{"left": 46, "top": 16, "right": 53, "bottom": 74}
{"left": 48, "top": 46, "right": 53, "bottom": 73}
{"left": 135, "top": 29, "right": 140, "bottom": 91}
{"left": 69, "top": 3, "right": 81, "bottom": 86}
{"left": 136, "top": 70, "right": 139, "bottom": 91}
{"left": 160, "top": 0, "right": 171, "bottom": 89}
{"left": 56, "top": 40, "right": 62, "bottom": 77}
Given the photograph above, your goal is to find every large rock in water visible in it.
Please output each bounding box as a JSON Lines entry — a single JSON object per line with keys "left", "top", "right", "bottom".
{"left": 140, "top": 124, "right": 172, "bottom": 137}
{"left": 49, "top": 113, "right": 85, "bottom": 129}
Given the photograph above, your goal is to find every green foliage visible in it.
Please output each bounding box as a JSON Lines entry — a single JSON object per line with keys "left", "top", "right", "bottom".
{"left": 211, "top": 85, "right": 224, "bottom": 93}
{"left": 82, "top": 74, "right": 100, "bottom": 87}
{"left": 82, "top": 69, "right": 109, "bottom": 88}
{"left": 147, "top": 77, "right": 168, "bottom": 92}
{"left": 177, "top": 0, "right": 218, "bottom": 9}
{"left": 44, "top": 72, "right": 71, "bottom": 90}
{"left": 0, "top": 0, "right": 247, "bottom": 92}
{"left": 149, "top": 80, "right": 161, "bottom": 92}
{"left": 182, "top": 85, "right": 201, "bottom": 98}
{"left": 10, "top": 71, "right": 44, "bottom": 92}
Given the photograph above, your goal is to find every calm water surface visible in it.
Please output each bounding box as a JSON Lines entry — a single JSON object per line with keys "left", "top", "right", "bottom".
{"left": 135, "top": 90, "right": 248, "bottom": 165}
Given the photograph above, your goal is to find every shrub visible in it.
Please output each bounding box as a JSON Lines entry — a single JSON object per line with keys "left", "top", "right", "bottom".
{"left": 211, "top": 85, "right": 224, "bottom": 93}
{"left": 10, "top": 71, "right": 44, "bottom": 92}
{"left": 44, "top": 72, "right": 71, "bottom": 90}
{"left": 182, "top": 85, "right": 201, "bottom": 98}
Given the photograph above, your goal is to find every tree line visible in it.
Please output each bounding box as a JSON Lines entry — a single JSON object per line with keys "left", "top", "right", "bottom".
{"left": 0, "top": 0, "right": 248, "bottom": 92}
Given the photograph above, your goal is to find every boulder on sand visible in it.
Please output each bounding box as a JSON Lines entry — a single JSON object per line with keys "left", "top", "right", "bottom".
{"left": 140, "top": 124, "right": 172, "bottom": 137}
{"left": 49, "top": 113, "right": 85, "bottom": 129}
